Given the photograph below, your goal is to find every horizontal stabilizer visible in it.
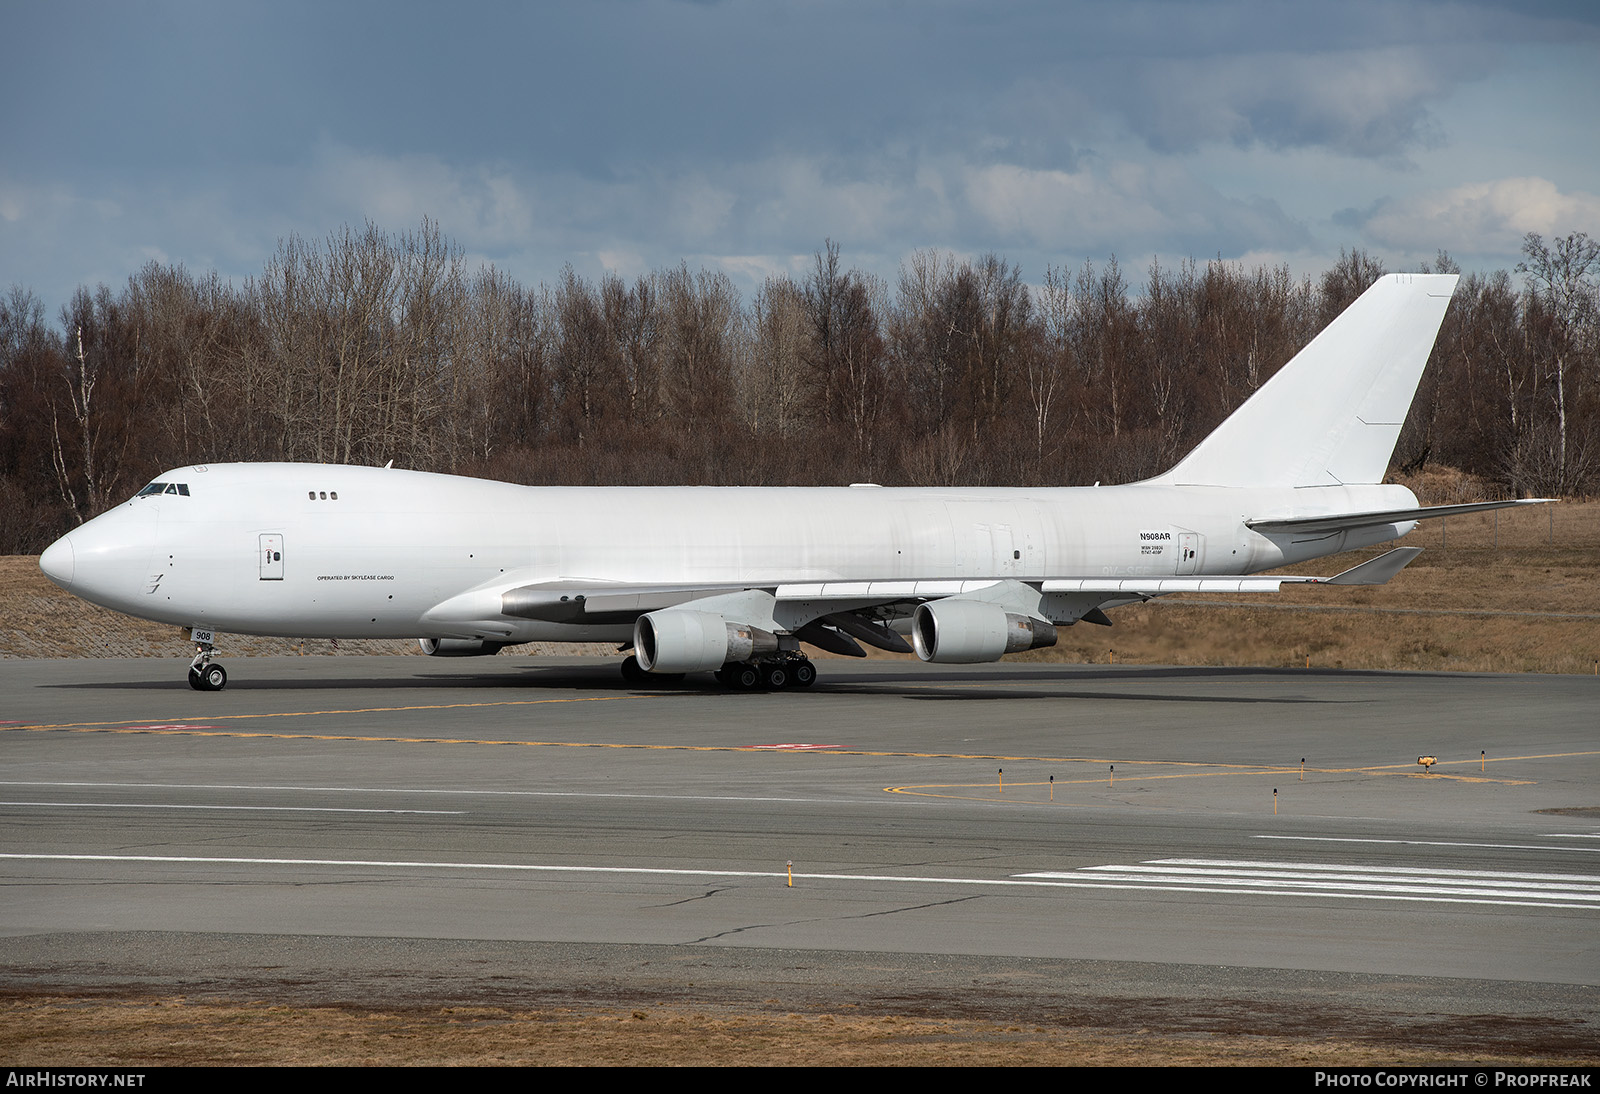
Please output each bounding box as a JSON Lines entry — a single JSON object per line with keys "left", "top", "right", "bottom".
{"left": 1298, "top": 546, "right": 1422, "bottom": 586}
{"left": 1248, "top": 498, "right": 1550, "bottom": 535}
{"left": 1043, "top": 547, "right": 1422, "bottom": 596}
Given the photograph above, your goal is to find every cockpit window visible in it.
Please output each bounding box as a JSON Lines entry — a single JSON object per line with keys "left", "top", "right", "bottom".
{"left": 135, "top": 482, "right": 189, "bottom": 498}
{"left": 137, "top": 483, "right": 167, "bottom": 497}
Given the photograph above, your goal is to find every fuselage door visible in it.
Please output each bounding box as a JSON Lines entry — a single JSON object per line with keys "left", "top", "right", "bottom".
{"left": 1177, "top": 532, "right": 1202, "bottom": 575}
{"left": 259, "top": 534, "right": 285, "bottom": 580}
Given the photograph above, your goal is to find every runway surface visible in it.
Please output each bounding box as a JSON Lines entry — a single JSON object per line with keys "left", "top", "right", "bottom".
{"left": 3, "top": 655, "right": 1597, "bottom": 1049}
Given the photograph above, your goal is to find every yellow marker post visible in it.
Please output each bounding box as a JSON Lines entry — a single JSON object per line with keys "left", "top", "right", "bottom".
{"left": 1273, "top": 788, "right": 1278, "bottom": 815}
{"left": 1049, "top": 774, "right": 1054, "bottom": 802}
{"left": 998, "top": 768, "right": 1003, "bottom": 794}
{"left": 1109, "top": 765, "right": 1114, "bottom": 788}
{"left": 1300, "top": 758, "right": 1305, "bottom": 781}
{"left": 1481, "top": 750, "right": 1486, "bottom": 772}
{"left": 787, "top": 861, "right": 793, "bottom": 888}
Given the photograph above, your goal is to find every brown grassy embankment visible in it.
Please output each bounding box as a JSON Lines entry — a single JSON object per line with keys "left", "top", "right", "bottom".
{"left": 4, "top": 997, "right": 1588, "bottom": 1067}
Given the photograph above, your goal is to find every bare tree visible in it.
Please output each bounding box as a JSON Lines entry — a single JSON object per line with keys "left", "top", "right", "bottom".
{"left": 1318, "top": 247, "right": 1387, "bottom": 327}
{"left": 744, "top": 275, "right": 810, "bottom": 438}
{"left": 48, "top": 287, "right": 141, "bottom": 522}
{"left": 1030, "top": 264, "right": 1074, "bottom": 464}
{"left": 1517, "top": 232, "right": 1600, "bottom": 491}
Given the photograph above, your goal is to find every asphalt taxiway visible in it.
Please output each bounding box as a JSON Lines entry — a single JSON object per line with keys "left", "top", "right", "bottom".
{"left": 2, "top": 656, "right": 1597, "bottom": 1047}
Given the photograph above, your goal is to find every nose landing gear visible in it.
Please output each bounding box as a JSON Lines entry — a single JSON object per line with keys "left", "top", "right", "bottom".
{"left": 187, "top": 631, "right": 227, "bottom": 691}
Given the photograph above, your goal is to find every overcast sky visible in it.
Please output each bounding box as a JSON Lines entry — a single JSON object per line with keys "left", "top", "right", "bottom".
{"left": 4, "top": 0, "right": 1597, "bottom": 314}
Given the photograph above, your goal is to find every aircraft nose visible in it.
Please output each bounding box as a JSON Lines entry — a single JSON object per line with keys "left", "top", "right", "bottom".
{"left": 39, "top": 534, "right": 75, "bottom": 589}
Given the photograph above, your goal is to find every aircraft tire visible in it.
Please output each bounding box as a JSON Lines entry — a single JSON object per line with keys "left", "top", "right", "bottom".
{"left": 200, "top": 664, "right": 227, "bottom": 691}
{"left": 188, "top": 667, "right": 205, "bottom": 690}
{"left": 761, "top": 662, "right": 789, "bottom": 689}
{"left": 790, "top": 660, "right": 817, "bottom": 688}
{"left": 725, "top": 664, "right": 761, "bottom": 690}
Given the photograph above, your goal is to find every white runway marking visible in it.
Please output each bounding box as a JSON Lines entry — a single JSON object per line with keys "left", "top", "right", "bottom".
{"left": 1017, "top": 858, "right": 1600, "bottom": 909}
{"left": 0, "top": 780, "right": 859, "bottom": 806}
{"left": 0, "top": 801, "right": 463, "bottom": 815}
{"left": 1254, "top": 834, "right": 1600, "bottom": 854}
{"left": 3, "top": 853, "right": 1598, "bottom": 911}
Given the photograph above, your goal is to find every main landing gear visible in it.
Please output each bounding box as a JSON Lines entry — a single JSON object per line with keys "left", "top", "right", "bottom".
{"left": 715, "top": 656, "right": 817, "bottom": 691}
{"left": 617, "top": 654, "right": 818, "bottom": 690}
{"left": 188, "top": 636, "right": 227, "bottom": 691}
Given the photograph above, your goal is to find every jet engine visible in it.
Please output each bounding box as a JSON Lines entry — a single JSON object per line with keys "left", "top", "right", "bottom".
{"left": 911, "top": 600, "right": 1057, "bottom": 663}
{"left": 418, "top": 638, "right": 508, "bottom": 656}
{"left": 634, "top": 609, "right": 778, "bottom": 673}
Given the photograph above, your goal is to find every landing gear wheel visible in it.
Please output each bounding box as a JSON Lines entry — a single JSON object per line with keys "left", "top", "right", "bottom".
{"left": 190, "top": 663, "right": 227, "bottom": 691}
{"left": 790, "top": 659, "right": 817, "bottom": 688}
{"left": 761, "top": 662, "right": 789, "bottom": 689}
{"left": 722, "top": 664, "right": 761, "bottom": 690}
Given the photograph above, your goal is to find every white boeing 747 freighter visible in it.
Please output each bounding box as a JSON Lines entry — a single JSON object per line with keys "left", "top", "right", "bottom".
{"left": 38, "top": 273, "right": 1543, "bottom": 691}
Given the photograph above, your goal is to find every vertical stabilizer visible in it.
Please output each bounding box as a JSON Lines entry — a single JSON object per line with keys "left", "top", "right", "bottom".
{"left": 1149, "top": 273, "right": 1458, "bottom": 488}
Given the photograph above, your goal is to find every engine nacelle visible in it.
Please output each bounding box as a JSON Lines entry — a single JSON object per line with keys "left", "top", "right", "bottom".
{"left": 418, "top": 638, "right": 508, "bottom": 657}
{"left": 634, "top": 609, "right": 778, "bottom": 673}
{"left": 911, "top": 600, "right": 1058, "bottom": 663}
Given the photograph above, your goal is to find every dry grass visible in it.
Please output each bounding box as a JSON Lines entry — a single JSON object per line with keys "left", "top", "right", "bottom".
{"left": 2, "top": 997, "right": 1583, "bottom": 1067}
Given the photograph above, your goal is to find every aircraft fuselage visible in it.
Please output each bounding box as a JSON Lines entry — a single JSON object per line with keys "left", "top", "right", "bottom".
{"left": 40, "top": 462, "right": 1418, "bottom": 643}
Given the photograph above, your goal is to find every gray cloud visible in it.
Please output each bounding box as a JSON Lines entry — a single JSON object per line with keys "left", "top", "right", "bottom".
{"left": 2, "top": 0, "right": 1596, "bottom": 310}
{"left": 1355, "top": 178, "right": 1600, "bottom": 255}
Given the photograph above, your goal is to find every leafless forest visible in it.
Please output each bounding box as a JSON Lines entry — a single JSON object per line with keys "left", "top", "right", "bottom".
{"left": 2, "top": 221, "right": 1596, "bottom": 555}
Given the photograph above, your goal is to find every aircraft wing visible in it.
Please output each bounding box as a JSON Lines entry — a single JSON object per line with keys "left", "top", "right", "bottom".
{"left": 424, "top": 546, "right": 1425, "bottom": 644}
{"left": 1247, "top": 498, "right": 1549, "bottom": 535}
{"left": 487, "top": 546, "right": 1427, "bottom": 619}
